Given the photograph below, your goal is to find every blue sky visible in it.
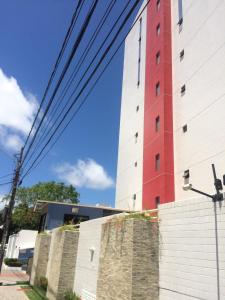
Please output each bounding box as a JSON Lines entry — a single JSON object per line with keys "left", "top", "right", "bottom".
{"left": 0, "top": 1, "right": 143, "bottom": 207}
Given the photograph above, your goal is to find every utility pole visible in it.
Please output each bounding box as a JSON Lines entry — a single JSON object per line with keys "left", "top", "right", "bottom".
{"left": 0, "top": 147, "right": 24, "bottom": 273}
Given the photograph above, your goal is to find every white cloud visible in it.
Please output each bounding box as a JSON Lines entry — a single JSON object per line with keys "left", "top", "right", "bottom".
{"left": 55, "top": 159, "right": 114, "bottom": 190}
{"left": 0, "top": 68, "right": 37, "bottom": 152}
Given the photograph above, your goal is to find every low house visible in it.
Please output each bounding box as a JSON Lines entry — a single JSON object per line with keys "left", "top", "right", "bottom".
{"left": 6, "top": 230, "right": 38, "bottom": 259}
{"left": 34, "top": 200, "right": 128, "bottom": 232}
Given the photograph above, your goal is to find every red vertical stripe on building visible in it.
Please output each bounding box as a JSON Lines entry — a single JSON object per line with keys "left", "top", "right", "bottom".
{"left": 142, "top": 0, "right": 174, "bottom": 209}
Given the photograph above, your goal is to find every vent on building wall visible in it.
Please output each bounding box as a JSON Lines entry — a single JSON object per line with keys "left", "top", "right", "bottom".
{"left": 155, "top": 153, "right": 160, "bottom": 171}
{"left": 155, "top": 116, "right": 160, "bottom": 132}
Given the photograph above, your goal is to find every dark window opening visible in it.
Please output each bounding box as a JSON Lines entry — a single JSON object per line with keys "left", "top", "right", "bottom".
{"left": 156, "top": 23, "right": 160, "bottom": 36}
{"left": 155, "top": 196, "right": 160, "bottom": 208}
{"left": 155, "top": 153, "right": 160, "bottom": 171}
{"left": 156, "top": 51, "right": 160, "bottom": 65}
{"left": 156, "top": 116, "right": 160, "bottom": 132}
{"left": 156, "top": 0, "right": 160, "bottom": 11}
{"left": 156, "top": 82, "right": 160, "bottom": 96}
{"left": 180, "top": 49, "right": 184, "bottom": 61}
{"left": 181, "top": 84, "right": 186, "bottom": 95}
{"left": 135, "top": 132, "right": 138, "bottom": 143}
{"left": 134, "top": 161, "right": 137, "bottom": 167}
{"left": 183, "top": 124, "right": 187, "bottom": 133}
{"left": 64, "top": 214, "right": 89, "bottom": 225}
{"left": 136, "top": 105, "right": 139, "bottom": 112}
{"left": 183, "top": 169, "right": 190, "bottom": 184}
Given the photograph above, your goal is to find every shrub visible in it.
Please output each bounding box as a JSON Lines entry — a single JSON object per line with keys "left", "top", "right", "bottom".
{"left": 4, "top": 258, "right": 22, "bottom": 267}
{"left": 64, "top": 289, "right": 81, "bottom": 300}
{"left": 39, "top": 276, "right": 48, "bottom": 291}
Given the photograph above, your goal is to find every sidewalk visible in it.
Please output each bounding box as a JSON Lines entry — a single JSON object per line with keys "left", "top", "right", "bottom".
{"left": 0, "top": 269, "right": 30, "bottom": 299}
{"left": 0, "top": 269, "right": 29, "bottom": 284}
{"left": 0, "top": 285, "right": 29, "bottom": 300}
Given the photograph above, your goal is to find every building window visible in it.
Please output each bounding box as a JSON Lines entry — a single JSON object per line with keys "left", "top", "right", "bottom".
{"left": 182, "top": 124, "right": 187, "bottom": 132}
{"left": 136, "top": 105, "right": 139, "bottom": 112}
{"left": 133, "top": 194, "right": 136, "bottom": 210}
{"left": 156, "top": 51, "right": 160, "bottom": 65}
{"left": 156, "top": 82, "right": 160, "bottom": 96}
{"left": 181, "top": 84, "right": 186, "bottom": 96}
{"left": 155, "top": 116, "right": 160, "bottom": 132}
{"left": 155, "top": 196, "right": 160, "bottom": 207}
{"left": 135, "top": 132, "right": 138, "bottom": 143}
{"left": 156, "top": 23, "right": 160, "bottom": 36}
{"left": 137, "top": 18, "right": 142, "bottom": 86}
{"left": 180, "top": 49, "right": 184, "bottom": 61}
{"left": 155, "top": 153, "right": 160, "bottom": 171}
{"left": 156, "top": 0, "right": 160, "bottom": 11}
{"left": 134, "top": 161, "right": 137, "bottom": 167}
{"left": 178, "top": 0, "right": 183, "bottom": 32}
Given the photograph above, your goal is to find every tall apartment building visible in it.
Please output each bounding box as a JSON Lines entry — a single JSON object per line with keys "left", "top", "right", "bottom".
{"left": 116, "top": 0, "right": 225, "bottom": 210}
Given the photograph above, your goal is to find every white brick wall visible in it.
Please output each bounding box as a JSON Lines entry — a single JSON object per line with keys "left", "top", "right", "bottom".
{"left": 159, "top": 197, "right": 225, "bottom": 300}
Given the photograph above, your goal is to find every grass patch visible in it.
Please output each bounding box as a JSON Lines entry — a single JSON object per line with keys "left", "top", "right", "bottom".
{"left": 23, "top": 286, "right": 48, "bottom": 300}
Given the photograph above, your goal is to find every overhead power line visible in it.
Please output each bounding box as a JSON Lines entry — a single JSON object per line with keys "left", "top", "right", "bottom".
{"left": 22, "top": 0, "right": 148, "bottom": 180}
{"left": 24, "top": 0, "right": 118, "bottom": 164}
{"left": 22, "top": 0, "right": 99, "bottom": 166}
{"left": 23, "top": 0, "right": 84, "bottom": 151}
{"left": 22, "top": 0, "right": 136, "bottom": 172}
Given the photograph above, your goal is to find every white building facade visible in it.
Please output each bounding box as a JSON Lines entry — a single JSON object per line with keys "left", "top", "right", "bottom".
{"left": 116, "top": 0, "right": 225, "bottom": 210}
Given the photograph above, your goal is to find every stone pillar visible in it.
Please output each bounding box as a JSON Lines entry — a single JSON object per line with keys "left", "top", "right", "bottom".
{"left": 96, "top": 218, "right": 159, "bottom": 300}
{"left": 46, "top": 228, "right": 79, "bottom": 300}
{"left": 30, "top": 233, "right": 51, "bottom": 286}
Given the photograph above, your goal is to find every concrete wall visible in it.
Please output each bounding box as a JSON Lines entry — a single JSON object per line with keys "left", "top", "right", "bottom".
{"left": 46, "top": 228, "right": 79, "bottom": 300}
{"left": 159, "top": 197, "right": 225, "bottom": 299}
{"left": 30, "top": 233, "right": 51, "bottom": 286}
{"left": 115, "top": 1, "right": 147, "bottom": 211}
{"left": 73, "top": 216, "right": 112, "bottom": 300}
{"left": 96, "top": 218, "right": 159, "bottom": 300}
{"left": 6, "top": 230, "right": 38, "bottom": 258}
{"left": 172, "top": 0, "right": 225, "bottom": 201}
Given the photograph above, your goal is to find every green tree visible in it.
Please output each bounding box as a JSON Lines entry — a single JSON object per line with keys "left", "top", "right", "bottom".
{"left": 3, "top": 181, "right": 79, "bottom": 233}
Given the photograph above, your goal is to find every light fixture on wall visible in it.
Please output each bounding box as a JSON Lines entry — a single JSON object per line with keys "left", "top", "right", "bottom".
{"left": 183, "top": 164, "right": 224, "bottom": 202}
{"left": 89, "top": 246, "right": 95, "bottom": 262}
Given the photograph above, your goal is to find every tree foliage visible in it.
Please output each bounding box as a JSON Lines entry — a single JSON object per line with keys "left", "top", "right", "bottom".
{"left": 3, "top": 181, "right": 79, "bottom": 234}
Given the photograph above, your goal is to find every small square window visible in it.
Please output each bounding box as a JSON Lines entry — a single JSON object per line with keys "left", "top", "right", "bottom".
{"left": 182, "top": 124, "right": 187, "bottom": 132}
{"left": 180, "top": 49, "right": 184, "bottom": 61}
{"left": 134, "top": 161, "right": 137, "bottom": 167}
{"left": 136, "top": 105, "right": 139, "bottom": 112}
{"left": 156, "top": 23, "right": 160, "bottom": 36}
{"left": 156, "top": 82, "right": 160, "bottom": 96}
{"left": 181, "top": 84, "right": 186, "bottom": 95}
{"left": 155, "top": 153, "right": 160, "bottom": 171}
{"left": 155, "top": 196, "right": 160, "bottom": 207}
{"left": 155, "top": 116, "right": 160, "bottom": 132}
{"left": 156, "top": 51, "right": 160, "bottom": 65}
{"left": 156, "top": 0, "right": 160, "bottom": 11}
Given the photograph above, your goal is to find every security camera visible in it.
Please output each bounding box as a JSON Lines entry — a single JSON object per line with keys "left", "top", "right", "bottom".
{"left": 183, "top": 183, "right": 192, "bottom": 191}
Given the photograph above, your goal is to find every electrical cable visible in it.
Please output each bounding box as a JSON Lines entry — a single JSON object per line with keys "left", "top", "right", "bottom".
{"left": 22, "top": 0, "right": 134, "bottom": 169}
{"left": 25, "top": 0, "right": 117, "bottom": 162}
{"left": 21, "top": 0, "right": 149, "bottom": 180}
{"left": 23, "top": 0, "right": 84, "bottom": 150}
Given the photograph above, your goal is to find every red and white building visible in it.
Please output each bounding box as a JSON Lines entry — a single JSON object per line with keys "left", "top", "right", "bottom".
{"left": 115, "top": 0, "right": 225, "bottom": 210}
